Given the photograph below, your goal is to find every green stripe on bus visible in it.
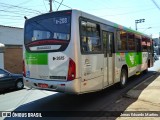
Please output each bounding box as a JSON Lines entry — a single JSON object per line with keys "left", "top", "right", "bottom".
{"left": 25, "top": 52, "right": 48, "bottom": 65}
{"left": 136, "top": 52, "right": 142, "bottom": 64}
{"left": 116, "top": 52, "right": 142, "bottom": 67}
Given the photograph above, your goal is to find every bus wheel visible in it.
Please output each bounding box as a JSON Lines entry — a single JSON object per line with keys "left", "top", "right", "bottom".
{"left": 119, "top": 68, "right": 127, "bottom": 88}
{"left": 143, "top": 69, "right": 148, "bottom": 73}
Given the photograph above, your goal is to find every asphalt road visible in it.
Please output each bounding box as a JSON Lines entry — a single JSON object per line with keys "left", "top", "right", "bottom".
{"left": 0, "top": 59, "right": 160, "bottom": 120}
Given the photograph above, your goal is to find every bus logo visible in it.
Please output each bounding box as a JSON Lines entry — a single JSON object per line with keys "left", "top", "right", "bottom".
{"left": 130, "top": 55, "right": 135, "bottom": 65}
{"left": 37, "top": 46, "right": 51, "bottom": 50}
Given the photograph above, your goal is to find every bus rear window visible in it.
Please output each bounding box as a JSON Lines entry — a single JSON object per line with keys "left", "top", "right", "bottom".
{"left": 24, "top": 14, "right": 71, "bottom": 52}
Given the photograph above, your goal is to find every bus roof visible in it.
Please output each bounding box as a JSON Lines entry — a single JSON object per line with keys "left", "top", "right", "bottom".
{"left": 75, "top": 9, "right": 151, "bottom": 38}
{"left": 26, "top": 9, "right": 152, "bottom": 39}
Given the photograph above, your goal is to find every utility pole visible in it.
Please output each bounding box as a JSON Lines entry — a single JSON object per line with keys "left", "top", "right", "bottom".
{"left": 135, "top": 19, "right": 145, "bottom": 31}
{"left": 49, "top": 0, "right": 52, "bottom": 12}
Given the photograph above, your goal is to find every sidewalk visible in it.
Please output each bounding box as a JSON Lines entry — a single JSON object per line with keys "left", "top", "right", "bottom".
{"left": 115, "top": 71, "right": 160, "bottom": 120}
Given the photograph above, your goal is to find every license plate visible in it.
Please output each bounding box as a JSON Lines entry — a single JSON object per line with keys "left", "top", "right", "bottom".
{"left": 38, "top": 83, "right": 48, "bottom": 88}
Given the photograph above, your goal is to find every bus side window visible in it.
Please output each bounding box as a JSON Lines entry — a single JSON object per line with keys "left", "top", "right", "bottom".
{"left": 146, "top": 38, "right": 151, "bottom": 52}
{"left": 142, "top": 37, "right": 147, "bottom": 52}
{"left": 117, "top": 31, "right": 127, "bottom": 51}
{"left": 81, "top": 21, "right": 88, "bottom": 51}
{"left": 80, "top": 20, "right": 102, "bottom": 53}
{"left": 135, "top": 34, "right": 141, "bottom": 52}
{"left": 108, "top": 32, "right": 113, "bottom": 57}
{"left": 128, "top": 33, "right": 135, "bottom": 51}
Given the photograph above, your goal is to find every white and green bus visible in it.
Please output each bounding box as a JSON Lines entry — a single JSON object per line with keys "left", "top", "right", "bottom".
{"left": 23, "top": 10, "right": 154, "bottom": 94}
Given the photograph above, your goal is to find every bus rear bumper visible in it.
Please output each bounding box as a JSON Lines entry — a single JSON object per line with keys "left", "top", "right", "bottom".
{"left": 23, "top": 77, "right": 81, "bottom": 94}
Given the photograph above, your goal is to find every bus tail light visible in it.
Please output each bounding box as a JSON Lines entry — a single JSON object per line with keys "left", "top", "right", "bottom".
{"left": 23, "top": 60, "right": 26, "bottom": 77}
{"left": 67, "top": 58, "right": 76, "bottom": 81}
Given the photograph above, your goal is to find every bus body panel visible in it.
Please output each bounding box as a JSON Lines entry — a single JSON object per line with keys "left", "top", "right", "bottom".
{"left": 141, "top": 52, "right": 149, "bottom": 71}
{"left": 25, "top": 52, "right": 69, "bottom": 81}
{"left": 80, "top": 54, "right": 104, "bottom": 93}
{"left": 24, "top": 77, "right": 81, "bottom": 94}
{"left": 69, "top": 10, "right": 82, "bottom": 80}
{"left": 79, "top": 12, "right": 105, "bottom": 92}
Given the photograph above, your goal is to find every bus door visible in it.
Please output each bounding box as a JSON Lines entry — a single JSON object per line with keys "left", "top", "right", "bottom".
{"left": 103, "top": 31, "right": 114, "bottom": 87}
{"left": 135, "top": 35, "right": 141, "bottom": 72}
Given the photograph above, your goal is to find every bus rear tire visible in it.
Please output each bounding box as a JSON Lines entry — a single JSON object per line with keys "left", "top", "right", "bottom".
{"left": 143, "top": 62, "right": 149, "bottom": 74}
{"left": 143, "top": 69, "right": 148, "bottom": 74}
{"left": 119, "top": 68, "right": 127, "bottom": 88}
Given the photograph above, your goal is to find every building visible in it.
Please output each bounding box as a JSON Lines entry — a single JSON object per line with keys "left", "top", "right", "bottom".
{"left": 0, "top": 25, "right": 23, "bottom": 73}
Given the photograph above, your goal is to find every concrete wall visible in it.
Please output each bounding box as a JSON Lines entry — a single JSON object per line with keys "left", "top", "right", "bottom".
{"left": 0, "top": 25, "right": 23, "bottom": 45}
{"left": 0, "top": 25, "right": 23, "bottom": 73}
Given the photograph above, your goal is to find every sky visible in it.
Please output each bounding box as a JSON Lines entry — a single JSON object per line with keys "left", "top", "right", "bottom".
{"left": 0, "top": 0, "right": 160, "bottom": 38}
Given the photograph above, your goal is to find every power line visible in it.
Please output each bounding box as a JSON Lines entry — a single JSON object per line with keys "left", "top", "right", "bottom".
{"left": 0, "top": 6, "right": 40, "bottom": 15}
{"left": 151, "top": 0, "right": 160, "bottom": 10}
{"left": 0, "top": 2, "right": 42, "bottom": 19}
{"left": 0, "top": 2, "right": 41, "bottom": 14}
{"left": 53, "top": 1, "right": 57, "bottom": 10}
{"left": 54, "top": 0, "right": 72, "bottom": 9}
{"left": 0, "top": 14, "right": 22, "bottom": 18}
{"left": 0, "top": 9, "right": 37, "bottom": 16}
{"left": 0, "top": 17, "right": 23, "bottom": 20}
{"left": 100, "top": 7, "right": 156, "bottom": 17}
{"left": 47, "top": 0, "right": 71, "bottom": 11}
{"left": 2, "top": 0, "right": 32, "bottom": 11}
{"left": 57, "top": 0, "right": 64, "bottom": 11}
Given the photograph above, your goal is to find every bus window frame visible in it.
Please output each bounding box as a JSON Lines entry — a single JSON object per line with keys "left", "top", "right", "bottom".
{"left": 127, "top": 32, "right": 136, "bottom": 52}
{"left": 141, "top": 36, "right": 148, "bottom": 52}
{"left": 79, "top": 17, "right": 103, "bottom": 55}
{"left": 146, "top": 38, "right": 152, "bottom": 52}
{"left": 116, "top": 30, "right": 128, "bottom": 52}
{"left": 135, "top": 34, "right": 142, "bottom": 52}
{"left": 24, "top": 11, "right": 72, "bottom": 53}
{"left": 102, "top": 31, "right": 114, "bottom": 57}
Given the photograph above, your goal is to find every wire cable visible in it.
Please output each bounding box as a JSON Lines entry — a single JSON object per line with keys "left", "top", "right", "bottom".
{"left": 0, "top": 2, "right": 41, "bottom": 14}
{"left": 54, "top": 0, "right": 72, "bottom": 9}
{"left": 151, "top": 0, "right": 160, "bottom": 10}
{"left": 100, "top": 7, "right": 156, "bottom": 17}
{"left": 57, "top": 0, "right": 64, "bottom": 11}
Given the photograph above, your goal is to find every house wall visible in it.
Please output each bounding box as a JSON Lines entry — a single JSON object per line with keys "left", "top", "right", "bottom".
{"left": 0, "top": 25, "right": 23, "bottom": 45}
{"left": 4, "top": 46, "right": 23, "bottom": 74}
{"left": 0, "top": 25, "right": 23, "bottom": 73}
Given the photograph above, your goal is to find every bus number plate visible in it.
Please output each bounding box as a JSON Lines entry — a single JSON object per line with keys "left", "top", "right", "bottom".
{"left": 38, "top": 83, "right": 48, "bottom": 88}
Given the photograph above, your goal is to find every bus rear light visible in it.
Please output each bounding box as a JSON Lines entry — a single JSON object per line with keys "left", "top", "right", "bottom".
{"left": 23, "top": 60, "right": 26, "bottom": 77}
{"left": 67, "top": 58, "right": 76, "bottom": 81}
